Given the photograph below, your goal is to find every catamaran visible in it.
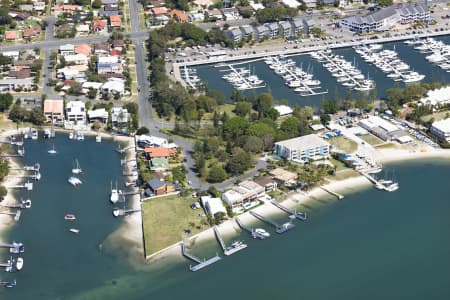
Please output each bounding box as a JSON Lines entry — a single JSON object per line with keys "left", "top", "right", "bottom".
{"left": 72, "top": 159, "right": 82, "bottom": 174}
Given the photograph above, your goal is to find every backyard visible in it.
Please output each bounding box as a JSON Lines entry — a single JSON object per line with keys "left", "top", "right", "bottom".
{"left": 141, "top": 194, "right": 209, "bottom": 256}
{"left": 359, "top": 134, "right": 384, "bottom": 146}
{"left": 328, "top": 136, "right": 358, "bottom": 153}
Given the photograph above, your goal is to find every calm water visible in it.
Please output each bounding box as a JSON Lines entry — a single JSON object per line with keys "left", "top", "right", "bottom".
{"left": 196, "top": 35, "right": 450, "bottom": 107}
{"left": 1, "top": 136, "right": 449, "bottom": 299}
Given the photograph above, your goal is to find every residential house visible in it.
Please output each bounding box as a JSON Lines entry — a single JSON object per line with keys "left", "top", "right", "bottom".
{"left": 75, "top": 44, "right": 92, "bottom": 56}
{"left": 240, "top": 26, "right": 254, "bottom": 40}
{"left": 274, "top": 105, "right": 293, "bottom": 116}
{"left": 111, "top": 107, "right": 129, "bottom": 125}
{"left": 339, "top": 6, "right": 401, "bottom": 33}
{"left": 98, "top": 10, "right": 119, "bottom": 17}
{"left": 151, "top": 7, "right": 168, "bottom": 16}
{"left": 111, "top": 40, "right": 124, "bottom": 51}
{"left": 193, "top": 0, "right": 213, "bottom": 8}
{"left": 168, "top": 9, "right": 188, "bottom": 23}
{"left": 268, "top": 168, "right": 297, "bottom": 186}
{"left": 221, "top": 7, "right": 240, "bottom": 20}
{"left": 65, "top": 101, "right": 86, "bottom": 123}
{"left": 281, "top": 0, "right": 300, "bottom": 8}
{"left": 33, "top": 2, "right": 46, "bottom": 12}
{"left": 1, "top": 51, "right": 20, "bottom": 61}
{"left": 93, "top": 19, "right": 107, "bottom": 32}
{"left": 109, "top": 15, "right": 122, "bottom": 28}
{"left": 222, "top": 180, "right": 265, "bottom": 212}
{"left": 97, "top": 56, "right": 123, "bottom": 75}
{"left": 19, "top": 4, "right": 33, "bottom": 11}
{"left": 104, "top": 3, "right": 119, "bottom": 11}
{"left": 5, "top": 31, "right": 19, "bottom": 41}
{"left": 57, "top": 65, "right": 88, "bottom": 80}
{"left": 302, "top": 0, "right": 317, "bottom": 8}
{"left": 100, "top": 78, "right": 125, "bottom": 95}
{"left": 430, "top": 119, "right": 450, "bottom": 143}
{"left": 254, "top": 176, "right": 277, "bottom": 192}
{"left": 279, "top": 20, "right": 293, "bottom": 38}
{"left": 8, "top": 12, "right": 30, "bottom": 21}
{"left": 254, "top": 25, "right": 269, "bottom": 41}
{"left": 189, "top": 12, "right": 204, "bottom": 22}
{"left": 144, "top": 147, "right": 176, "bottom": 160}
{"left": 145, "top": 179, "right": 175, "bottom": 196}
{"left": 137, "top": 135, "right": 168, "bottom": 148}
{"left": 274, "top": 134, "right": 331, "bottom": 163}
{"left": 59, "top": 44, "right": 75, "bottom": 56}
{"left": 101, "top": 0, "right": 118, "bottom": 4}
{"left": 43, "top": 99, "right": 65, "bottom": 123}
{"left": 265, "top": 23, "right": 279, "bottom": 39}
{"left": 7, "top": 69, "right": 31, "bottom": 79}
{"left": 87, "top": 108, "right": 109, "bottom": 123}
{"left": 64, "top": 54, "right": 89, "bottom": 65}
{"left": 200, "top": 196, "right": 227, "bottom": 217}
{"left": 0, "top": 78, "right": 33, "bottom": 92}
{"left": 94, "top": 42, "right": 110, "bottom": 56}
{"left": 226, "top": 28, "right": 243, "bottom": 42}
{"left": 207, "top": 9, "right": 223, "bottom": 20}
{"left": 291, "top": 16, "right": 304, "bottom": 37}
{"left": 76, "top": 24, "right": 90, "bottom": 35}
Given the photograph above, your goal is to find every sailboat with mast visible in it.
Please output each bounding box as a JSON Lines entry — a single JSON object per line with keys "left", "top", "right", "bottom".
{"left": 48, "top": 144, "right": 57, "bottom": 154}
{"left": 72, "top": 159, "right": 82, "bottom": 174}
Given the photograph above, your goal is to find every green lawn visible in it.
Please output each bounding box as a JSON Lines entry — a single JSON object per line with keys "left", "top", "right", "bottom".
{"left": 202, "top": 104, "right": 238, "bottom": 121}
{"left": 375, "top": 143, "right": 398, "bottom": 149}
{"left": 330, "top": 158, "right": 348, "bottom": 172}
{"left": 141, "top": 194, "right": 209, "bottom": 256}
{"left": 329, "top": 136, "right": 358, "bottom": 153}
{"left": 421, "top": 111, "right": 450, "bottom": 123}
{"left": 332, "top": 169, "right": 360, "bottom": 181}
{"left": 359, "top": 134, "right": 384, "bottom": 146}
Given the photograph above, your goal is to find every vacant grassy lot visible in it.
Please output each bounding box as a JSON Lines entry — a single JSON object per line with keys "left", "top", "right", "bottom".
{"left": 375, "top": 143, "right": 398, "bottom": 149}
{"left": 141, "top": 194, "right": 208, "bottom": 255}
{"left": 359, "top": 134, "right": 384, "bottom": 146}
{"left": 329, "top": 136, "right": 358, "bottom": 153}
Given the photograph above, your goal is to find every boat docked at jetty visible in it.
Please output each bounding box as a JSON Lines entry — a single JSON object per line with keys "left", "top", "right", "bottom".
{"left": 110, "top": 182, "right": 123, "bottom": 204}
{"left": 15, "top": 257, "right": 23, "bottom": 271}
{"left": 253, "top": 228, "right": 270, "bottom": 239}
{"left": 220, "top": 64, "right": 265, "bottom": 90}
{"left": 408, "top": 37, "right": 450, "bottom": 72}
{"left": 64, "top": 214, "right": 76, "bottom": 221}
{"left": 7, "top": 242, "right": 24, "bottom": 254}
{"left": 23, "top": 127, "right": 38, "bottom": 140}
{"left": 68, "top": 176, "right": 82, "bottom": 186}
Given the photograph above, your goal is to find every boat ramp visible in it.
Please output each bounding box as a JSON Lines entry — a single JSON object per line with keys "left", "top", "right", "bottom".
{"left": 270, "top": 201, "right": 307, "bottom": 221}
{"left": 213, "top": 226, "right": 247, "bottom": 256}
{"left": 249, "top": 211, "right": 295, "bottom": 234}
{"left": 181, "top": 242, "right": 221, "bottom": 272}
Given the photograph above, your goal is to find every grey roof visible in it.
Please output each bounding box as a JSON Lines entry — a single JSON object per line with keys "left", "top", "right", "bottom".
{"left": 221, "top": 7, "right": 238, "bottom": 14}
{"left": 255, "top": 25, "right": 268, "bottom": 34}
{"left": 240, "top": 26, "right": 253, "bottom": 35}
{"left": 98, "top": 10, "right": 119, "bottom": 17}
{"left": 101, "top": 0, "right": 117, "bottom": 4}
{"left": 0, "top": 78, "right": 33, "bottom": 85}
{"left": 279, "top": 21, "right": 292, "bottom": 30}
{"left": 292, "top": 17, "right": 303, "bottom": 28}
{"left": 365, "top": 7, "right": 397, "bottom": 23}
{"left": 147, "top": 178, "right": 165, "bottom": 190}
{"left": 266, "top": 23, "right": 278, "bottom": 31}
{"left": 228, "top": 28, "right": 242, "bottom": 36}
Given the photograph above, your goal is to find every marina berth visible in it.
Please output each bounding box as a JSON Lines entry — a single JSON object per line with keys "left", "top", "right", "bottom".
{"left": 219, "top": 63, "right": 265, "bottom": 90}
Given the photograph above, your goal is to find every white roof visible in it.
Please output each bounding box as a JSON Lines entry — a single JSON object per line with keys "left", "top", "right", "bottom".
{"left": 101, "top": 78, "right": 124, "bottom": 94}
{"left": 359, "top": 116, "right": 398, "bottom": 133}
{"left": 275, "top": 134, "right": 330, "bottom": 150}
{"left": 396, "top": 135, "right": 413, "bottom": 143}
{"left": 64, "top": 54, "right": 88, "bottom": 63}
{"left": 82, "top": 81, "right": 103, "bottom": 89}
{"left": 1, "top": 51, "right": 19, "bottom": 58}
{"left": 88, "top": 108, "right": 108, "bottom": 119}
{"left": 222, "top": 189, "right": 243, "bottom": 205}
{"left": 137, "top": 135, "right": 168, "bottom": 146}
{"left": 250, "top": 1, "right": 264, "bottom": 10}
{"left": 98, "top": 56, "right": 119, "bottom": 64}
{"left": 200, "top": 196, "right": 226, "bottom": 216}
{"left": 420, "top": 86, "right": 450, "bottom": 106}
{"left": 76, "top": 24, "right": 90, "bottom": 32}
{"left": 274, "top": 105, "right": 293, "bottom": 116}
{"left": 281, "top": 0, "right": 300, "bottom": 8}
{"left": 311, "top": 124, "right": 325, "bottom": 131}
{"left": 60, "top": 44, "right": 74, "bottom": 51}
{"left": 431, "top": 118, "right": 450, "bottom": 134}
{"left": 66, "top": 101, "right": 85, "bottom": 114}
{"left": 194, "top": 0, "right": 213, "bottom": 6}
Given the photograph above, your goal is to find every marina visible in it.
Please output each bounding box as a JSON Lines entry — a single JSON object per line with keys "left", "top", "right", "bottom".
{"left": 249, "top": 210, "right": 295, "bottom": 234}
{"left": 264, "top": 55, "right": 328, "bottom": 96}
{"left": 180, "top": 65, "right": 202, "bottom": 90}
{"left": 219, "top": 63, "right": 265, "bottom": 91}
{"left": 408, "top": 37, "right": 450, "bottom": 71}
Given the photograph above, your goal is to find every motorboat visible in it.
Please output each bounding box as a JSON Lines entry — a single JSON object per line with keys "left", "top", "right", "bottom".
{"left": 110, "top": 182, "right": 122, "bottom": 204}
{"left": 0, "top": 279, "right": 16, "bottom": 288}
{"left": 64, "top": 214, "right": 76, "bottom": 221}
{"left": 44, "top": 129, "right": 51, "bottom": 139}
{"left": 112, "top": 208, "right": 121, "bottom": 217}
{"left": 72, "top": 159, "right": 82, "bottom": 174}
{"left": 68, "top": 176, "right": 82, "bottom": 186}
{"left": 254, "top": 228, "right": 270, "bottom": 238}
{"left": 69, "top": 132, "right": 74, "bottom": 140}
{"left": 15, "top": 257, "right": 23, "bottom": 271}
{"left": 385, "top": 183, "right": 399, "bottom": 192}
{"left": 20, "top": 199, "right": 32, "bottom": 209}
{"left": 69, "top": 228, "right": 80, "bottom": 234}
{"left": 76, "top": 132, "right": 84, "bottom": 141}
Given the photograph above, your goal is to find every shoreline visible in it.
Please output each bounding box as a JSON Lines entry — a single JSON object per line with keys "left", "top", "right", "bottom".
{"left": 145, "top": 148, "right": 450, "bottom": 262}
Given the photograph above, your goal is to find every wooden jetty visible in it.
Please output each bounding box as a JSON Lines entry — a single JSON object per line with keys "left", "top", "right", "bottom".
{"left": 249, "top": 211, "right": 295, "bottom": 234}
{"left": 0, "top": 210, "right": 22, "bottom": 221}
{"left": 234, "top": 217, "right": 270, "bottom": 240}
{"left": 112, "top": 208, "right": 141, "bottom": 217}
{"left": 181, "top": 242, "right": 221, "bottom": 272}
{"left": 7, "top": 181, "right": 33, "bottom": 191}
{"left": 213, "top": 226, "right": 247, "bottom": 256}
{"left": 320, "top": 186, "right": 344, "bottom": 200}
{"left": 270, "top": 201, "right": 307, "bottom": 221}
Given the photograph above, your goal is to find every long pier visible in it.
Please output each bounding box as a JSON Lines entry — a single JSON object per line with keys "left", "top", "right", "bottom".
{"left": 320, "top": 186, "right": 344, "bottom": 200}
{"left": 0, "top": 210, "right": 22, "bottom": 221}
{"left": 222, "top": 64, "right": 266, "bottom": 90}
{"left": 213, "top": 226, "right": 247, "bottom": 256}
{"left": 249, "top": 211, "right": 295, "bottom": 234}
{"left": 235, "top": 217, "right": 270, "bottom": 239}
{"left": 181, "top": 242, "right": 221, "bottom": 272}
{"left": 271, "top": 201, "right": 307, "bottom": 221}
{"left": 213, "top": 226, "right": 226, "bottom": 252}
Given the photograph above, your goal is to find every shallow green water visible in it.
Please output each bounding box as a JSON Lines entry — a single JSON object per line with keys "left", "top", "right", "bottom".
{"left": 1, "top": 137, "right": 450, "bottom": 299}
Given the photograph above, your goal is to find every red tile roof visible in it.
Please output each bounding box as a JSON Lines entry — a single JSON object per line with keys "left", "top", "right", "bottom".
{"left": 5, "top": 31, "right": 18, "bottom": 40}
{"left": 144, "top": 147, "right": 176, "bottom": 158}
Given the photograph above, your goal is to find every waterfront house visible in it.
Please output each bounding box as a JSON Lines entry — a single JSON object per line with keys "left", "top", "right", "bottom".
{"left": 268, "top": 168, "right": 297, "bottom": 186}
{"left": 222, "top": 180, "right": 265, "bottom": 212}
{"left": 254, "top": 25, "right": 269, "bottom": 41}
{"left": 274, "top": 105, "right": 293, "bottom": 117}
{"left": 279, "top": 20, "right": 293, "bottom": 39}
{"left": 240, "top": 26, "right": 254, "bottom": 40}
{"left": 274, "top": 134, "right": 331, "bottom": 163}
{"left": 111, "top": 107, "right": 129, "bottom": 125}
{"left": 144, "top": 147, "right": 176, "bottom": 159}
{"left": 0, "top": 78, "right": 33, "bottom": 92}
{"left": 430, "top": 119, "right": 450, "bottom": 143}
{"left": 265, "top": 23, "right": 279, "bottom": 39}
{"left": 87, "top": 108, "right": 109, "bottom": 123}
{"left": 226, "top": 28, "right": 243, "bottom": 42}
{"left": 137, "top": 135, "right": 168, "bottom": 148}
{"left": 254, "top": 176, "right": 277, "bottom": 192}
{"left": 43, "top": 99, "right": 64, "bottom": 123}
{"left": 65, "top": 101, "right": 86, "bottom": 123}
{"left": 145, "top": 178, "right": 175, "bottom": 196}
{"left": 200, "top": 196, "right": 227, "bottom": 217}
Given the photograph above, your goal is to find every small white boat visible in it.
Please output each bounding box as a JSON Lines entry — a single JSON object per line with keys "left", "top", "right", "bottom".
{"left": 48, "top": 144, "right": 57, "bottom": 154}
{"left": 69, "top": 132, "right": 74, "bottom": 140}
{"left": 72, "top": 159, "right": 82, "bottom": 174}
{"left": 255, "top": 228, "right": 270, "bottom": 238}
{"left": 96, "top": 135, "right": 102, "bottom": 143}
{"left": 68, "top": 176, "right": 82, "bottom": 186}
{"left": 69, "top": 228, "right": 80, "bottom": 234}
{"left": 65, "top": 214, "right": 76, "bottom": 221}
{"left": 110, "top": 182, "right": 122, "bottom": 204}
{"left": 15, "top": 257, "right": 23, "bottom": 271}
{"left": 76, "top": 132, "right": 84, "bottom": 141}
